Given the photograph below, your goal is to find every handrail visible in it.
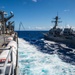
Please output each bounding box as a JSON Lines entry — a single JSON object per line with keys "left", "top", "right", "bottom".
{"left": 0, "top": 47, "right": 14, "bottom": 75}
{"left": 0, "top": 32, "right": 18, "bottom": 75}
{"left": 0, "top": 47, "right": 11, "bottom": 50}
{"left": 15, "top": 32, "right": 18, "bottom": 75}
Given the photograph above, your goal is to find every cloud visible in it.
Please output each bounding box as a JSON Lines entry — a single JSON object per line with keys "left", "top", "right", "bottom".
{"left": 64, "top": 9, "right": 70, "bottom": 12}
{"left": 25, "top": 26, "right": 50, "bottom": 30}
{"left": 32, "top": 0, "right": 37, "bottom": 2}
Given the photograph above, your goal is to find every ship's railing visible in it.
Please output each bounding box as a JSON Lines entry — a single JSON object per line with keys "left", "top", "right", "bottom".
{"left": 0, "top": 47, "right": 15, "bottom": 75}
{"left": 14, "top": 32, "right": 18, "bottom": 75}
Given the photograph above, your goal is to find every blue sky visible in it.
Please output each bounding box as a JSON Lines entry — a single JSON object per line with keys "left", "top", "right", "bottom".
{"left": 0, "top": 0, "right": 75, "bottom": 30}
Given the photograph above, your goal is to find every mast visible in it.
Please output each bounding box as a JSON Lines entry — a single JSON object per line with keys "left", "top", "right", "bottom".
{"left": 52, "top": 15, "right": 61, "bottom": 29}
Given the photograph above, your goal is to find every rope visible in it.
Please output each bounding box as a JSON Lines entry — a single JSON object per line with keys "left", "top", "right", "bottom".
{"left": 19, "top": 22, "right": 25, "bottom": 31}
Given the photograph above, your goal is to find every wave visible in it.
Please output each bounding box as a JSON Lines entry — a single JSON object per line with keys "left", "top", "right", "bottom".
{"left": 18, "top": 38, "right": 75, "bottom": 75}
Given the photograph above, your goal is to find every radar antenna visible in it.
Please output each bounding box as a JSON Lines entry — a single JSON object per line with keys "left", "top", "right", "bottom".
{"left": 51, "top": 15, "right": 62, "bottom": 29}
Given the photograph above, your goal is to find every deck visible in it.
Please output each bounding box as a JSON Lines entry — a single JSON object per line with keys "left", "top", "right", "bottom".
{"left": 0, "top": 34, "right": 12, "bottom": 54}
{"left": 0, "top": 33, "right": 18, "bottom": 75}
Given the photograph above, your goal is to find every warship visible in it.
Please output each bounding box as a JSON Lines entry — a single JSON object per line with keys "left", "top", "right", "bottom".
{"left": 0, "top": 10, "right": 18, "bottom": 75}
{"left": 44, "top": 15, "right": 75, "bottom": 45}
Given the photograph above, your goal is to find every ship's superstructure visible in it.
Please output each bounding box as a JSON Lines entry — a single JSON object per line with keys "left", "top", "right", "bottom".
{"left": 0, "top": 10, "right": 18, "bottom": 75}
{"left": 44, "top": 15, "right": 75, "bottom": 45}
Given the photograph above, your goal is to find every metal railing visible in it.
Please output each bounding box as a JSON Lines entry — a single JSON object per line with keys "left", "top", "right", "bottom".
{"left": 0, "top": 47, "right": 15, "bottom": 75}
{"left": 15, "top": 32, "right": 18, "bottom": 75}
{"left": 0, "top": 32, "right": 18, "bottom": 75}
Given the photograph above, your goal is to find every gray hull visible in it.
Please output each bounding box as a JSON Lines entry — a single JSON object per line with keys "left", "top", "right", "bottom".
{"left": 44, "top": 33, "right": 75, "bottom": 45}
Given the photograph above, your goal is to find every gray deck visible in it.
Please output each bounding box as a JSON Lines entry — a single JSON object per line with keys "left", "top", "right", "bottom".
{"left": 0, "top": 34, "right": 11, "bottom": 54}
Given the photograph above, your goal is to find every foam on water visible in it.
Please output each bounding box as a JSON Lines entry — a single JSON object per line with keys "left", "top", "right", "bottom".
{"left": 18, "top": 38, "right": 75, "bottom": 75}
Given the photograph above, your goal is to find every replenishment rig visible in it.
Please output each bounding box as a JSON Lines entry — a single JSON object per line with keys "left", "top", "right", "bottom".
{"left": 0, "top": 10, "right": 18, "bottom": 75}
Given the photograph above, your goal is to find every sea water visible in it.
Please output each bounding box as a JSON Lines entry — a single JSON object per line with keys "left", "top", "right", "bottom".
{"left": 17, "top": 31, "right": 75, "bottom": 75}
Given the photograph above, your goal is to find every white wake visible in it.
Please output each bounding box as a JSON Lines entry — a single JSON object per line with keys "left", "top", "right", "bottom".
{"left": 18, "top": 38, "right": 75, "bottom": 75}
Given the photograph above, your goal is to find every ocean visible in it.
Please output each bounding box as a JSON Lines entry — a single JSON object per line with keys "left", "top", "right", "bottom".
{"left": 17, "top": 31, "right": 75, "bottom": 75}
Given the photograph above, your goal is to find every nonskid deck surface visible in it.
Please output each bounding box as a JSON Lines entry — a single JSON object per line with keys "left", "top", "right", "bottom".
{"left": 0, "top": 34, "right": 12, "bottom": 54}
{"left": 0, "top": 35, "right": 5, "bottom": 54}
